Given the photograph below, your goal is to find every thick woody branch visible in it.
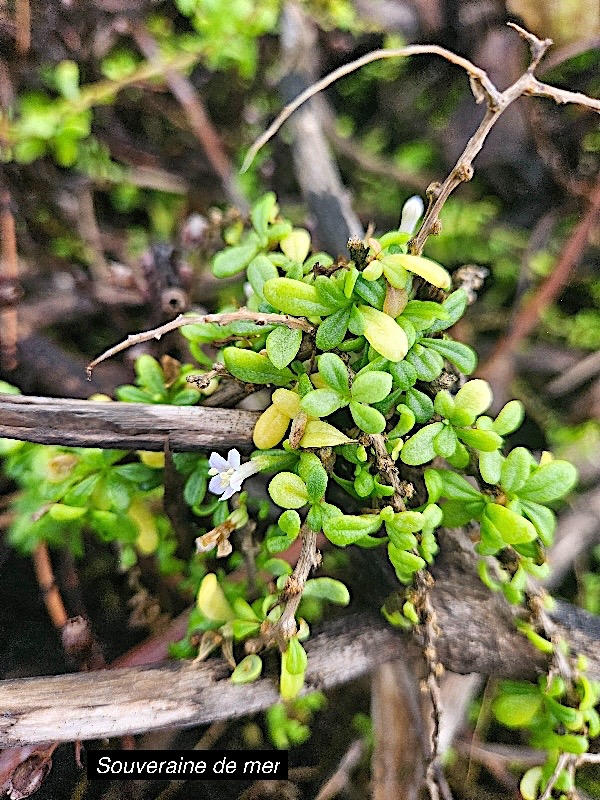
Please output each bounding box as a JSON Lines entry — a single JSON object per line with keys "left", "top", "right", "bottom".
{"left": 0, "top": 395, "right": 259, "bottom": 452}
{"left": 0, "top": 583, "right": 597, "bottom": 747}
{"left": 87, "top": 310, "right": 314, "bottom": 376}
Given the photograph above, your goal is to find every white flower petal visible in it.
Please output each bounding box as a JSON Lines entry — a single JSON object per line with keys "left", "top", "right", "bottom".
{"left": 227, "top": 449, "right": 241, "bottom": 469}
{"left": 209, "top": 452, "right": 229, "bottom": 472}
{"left": 221, "top": 485, "right": 236, "bottom": 500}
{"left": 209, "top": 474, "right": 225, "bottom": 495}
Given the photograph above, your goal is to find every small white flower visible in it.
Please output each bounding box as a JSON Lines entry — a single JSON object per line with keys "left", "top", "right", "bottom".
{"left": 208, "top": 449, "right": 260, "bottom": 501}
{"left": 399, "top": 195, "right": 425, "bottom": 235}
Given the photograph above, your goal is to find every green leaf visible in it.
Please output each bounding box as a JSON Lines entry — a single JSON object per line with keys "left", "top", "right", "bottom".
{"left": 351, "top": 371, "right": 393, "bottom": 404}
{"left": 266, "top": 326, "right": 302, "bottom": 369}
{"left": 434, "top": 390, "right": 455, "bottom": 420}
{"left": 379, "top": 254, "right": 409, "bottom": 288}
{"left": 517, "top": 461, "right": 578, "bottom": 503}
{"left": 456, "top": 427, "right": 503, "bottom": 452}
{"left": 349, "top": 401, "right": 387, "bottom": 434}
{"left": 421, "top": 338, "right": 477, "bottom": 374}
{"left": 301, "top": 389, "right": 345, "bottom": 417}
{"left": 298, "top": 452, "right": 328, "bottom": 503}
{"left": 303, "top": 577, "right": 350, "bottom": 606}
{"left": 479, "top": 450, "right": 504, "bottom": 485}
{"left": 213, "top": 239, "right": 259, "bottom": 278}
{"left": 280, "top": 650, "right": 305, "bottom": 700}
{"left": 389, "top": 360, "right": 417, "bottom": 391}
{"left": 286, "top": 637, "right": 308, "bottom": 676}
{"left": 401, "top": 422, "right": 444, "bottom": 465}
{"left": 520, "top": 500, "right": 556, "bottom": 547}
{"left": 451, "top": 379, "right": 493, "bottom": 424}
{"left": 223, "top": 348, "right": 293, "bottom": 386}
{"left": 135, "top": 354, "right": 165, "bottom": 396}
{"left": 492, "top": 400, "right": 525, "bottom": 435}
{"left": 405, "top": 343, "right": 444, "bottom": 381}
{"left": 276, "top": 512, "right": 300, "bottom": 541}
{"left": 358, "top": 305, "right": 409, "bottom": 362}
{"left": 433, "top": 424, "right": 458, "bottom": 458}
{"left": 268, "top": 473, "right": 309, "bottom": 509}
{"left": 520, "top": 767, "right": 543, "bottom": 800}
{"left": 401, "top": 300, "right": 448, "bottom": 331}
{"left": 435, "top": 469, "right": 484, "bottom": 501}
{"left": 353, "top": 275, "right": 385, "bottom": 309}
{"left": 323, "top": 514, "right": 382, "bottom": 546}
{"left": 314, "top": 275, "right": 349, "bottom": 309}
{"left": 389, "top": 403, "right": 416, "bottom": 437}
{"left": 441, "top": 499, "right": 482, "bottom": 527}
{"left": 231, "top": 654, "right": 263, "bottom": 683}
{"left": 318, "top": 353, "right": 350, "bottom": 395}
{"left": 500, "top": 447, "right": 533, "bottom": 493}
{"left": 405, "top": 388, "right": 434, "bottom": 423}
{"left": 483, "top": 504, "right": 537, "bottom": 545}
{"left": 395, "top": 317, "right": 417, "bottom": 349}
{"left": 263, "top": 277, "right": 335, "bottom": 317}
{"left": 184, "top": 469, "right": 207, "bottom": 506}
{"left": 250, "top": 192, "right": 277, "bottom": 238}
{"left": 300, "top": 420, "right": 353, "bottom": 448}
{"left": 493, "top": 691, "right": 542, "bottom": 728}
{"left": 247, "top": 255, "right": 279, "bottom": 301}
{"left": 427, "top": 290, "right": 468, "bottom": 333}
{"left": 316, "top": 307, "right": 351, "bottom": 350}
{"left": 388, "top": 545, "right": 426, "bottom": 584}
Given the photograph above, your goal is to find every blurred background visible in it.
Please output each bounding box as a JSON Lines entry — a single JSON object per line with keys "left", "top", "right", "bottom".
{"left": 0, "top": 0, "right": 598, "bottom": 798}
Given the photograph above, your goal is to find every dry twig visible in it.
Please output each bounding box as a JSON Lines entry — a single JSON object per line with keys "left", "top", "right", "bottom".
{"left": 87, "top": 309, "right": 314, "bottom": 376}
{"left": 0, "top": 188, "right": 20, "bottom": 371}
{"left": 242, "top": 24, "right": 599, "bottom": 256}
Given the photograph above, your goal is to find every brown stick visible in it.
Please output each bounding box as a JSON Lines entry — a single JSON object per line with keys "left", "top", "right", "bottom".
{"left": 0, "top": 394, "right": 259, "bottom": 452}
{"left": 0, "top": 189, "right": 20, "bottom": 371}
{"left": 14, "top": 0, "right": 30, "bottom": 54}
{"left": 131, "top": 25, "right": 248, "bottom": 212}
{"left": 31, "top": 543, "right": 69, "bottom": 630}
{"left": 479, "top": 172, "right": 600, "bottom": 378}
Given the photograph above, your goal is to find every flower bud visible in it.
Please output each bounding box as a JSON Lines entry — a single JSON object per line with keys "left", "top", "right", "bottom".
{"left": 399, "top": 195, "right": 424, "bottom": 235}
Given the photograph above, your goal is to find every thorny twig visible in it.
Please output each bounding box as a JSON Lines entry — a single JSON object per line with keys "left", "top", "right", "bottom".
{"left": 242, "top": 24, "right": 599, "bottom": 256}
{"left": 87, "top": 309, "right": 314, "bottom": 376}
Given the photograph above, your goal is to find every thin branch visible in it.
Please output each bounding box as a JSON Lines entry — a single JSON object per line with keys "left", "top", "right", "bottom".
{"left": 131, "top": 24, "right": 248, "bottom": 212}
{"left": 479, "top": 172, "right": 600, "bottom": 378}
{"left": 241, "top": 43, "right": 498, "bottom": 173}
{"left": 0, "top": 394, "right": 259, "bottom": 452}
{"left": 538, "top": 752, "right": 571, "bottom": 800}
{"left": 31, "top": 543, "right": 68, "bottom": 630}
{"left": 0, "top": 189, "right": 21, "bottom": 371}
{"left": 269, "top": 526, "right": 320, "bottom": 641}
{"left": 313, "top": 739, "right": 364, "bottom": 800}
{"left": 87, "top": 310, "right": 314, "bottom": 376}
{"left": 242, "top": 24, "right": 599, "bottom": 256}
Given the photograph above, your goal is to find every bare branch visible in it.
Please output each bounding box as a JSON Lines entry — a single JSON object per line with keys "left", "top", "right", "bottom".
{"left": 0, "top": 394, "right": 259, "bottom": 452}
{"left": 86, "top": 309, "right": 314, "bottom": 376}
{"left": 241, "top": 43, "right": 497, "bottom": 173}
{"left": 241, "top": 24, "right": 599, "bottom": 256}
